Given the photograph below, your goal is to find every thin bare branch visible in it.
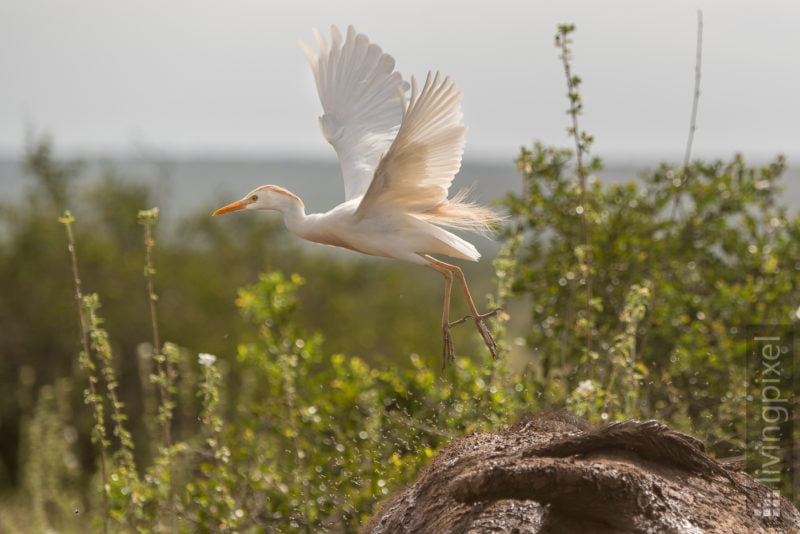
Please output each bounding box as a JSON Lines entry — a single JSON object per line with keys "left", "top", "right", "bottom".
{"left": 683, "top": 10, "right": 704, "bottom": 168}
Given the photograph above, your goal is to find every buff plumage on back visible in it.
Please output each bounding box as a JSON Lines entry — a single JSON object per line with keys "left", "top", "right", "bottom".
{"left": 357, "top": 73, "right": 501, "bottom": 234}
{"left": 298, "top": 26, "right": 408, "bottom": 202}
{"left": 358, "top": 72, "right": 465, "bottom": 212}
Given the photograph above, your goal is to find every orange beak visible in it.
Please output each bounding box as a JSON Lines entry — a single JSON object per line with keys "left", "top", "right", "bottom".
{"left": 212, "top": 199, "right": 250, "bottom": 216}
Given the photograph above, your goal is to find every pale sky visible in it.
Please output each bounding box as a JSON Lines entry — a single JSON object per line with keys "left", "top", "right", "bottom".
{"left": 1, "top": 0, "right": 798, "bottom": 162}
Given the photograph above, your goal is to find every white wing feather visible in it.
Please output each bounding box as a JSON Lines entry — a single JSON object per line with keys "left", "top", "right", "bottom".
{"left": 299, "top": 25, "right": 408, "bottom": 201}
{"left": 356, "top": 72, "right": 466, "bottom": 216}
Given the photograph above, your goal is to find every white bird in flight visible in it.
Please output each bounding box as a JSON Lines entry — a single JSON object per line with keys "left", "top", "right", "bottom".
{"left": 213, "top": 25, "right": 500, "bottom": 366}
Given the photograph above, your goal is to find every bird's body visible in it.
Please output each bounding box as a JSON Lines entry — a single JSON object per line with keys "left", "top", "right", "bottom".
{"left": 214, "top": 26, "right": 500, "bottom": 364}
{"left": 252, "top": 185, "right": 480, "bottom": 264}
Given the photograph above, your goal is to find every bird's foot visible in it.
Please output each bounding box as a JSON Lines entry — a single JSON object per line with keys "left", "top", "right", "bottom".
{"left": 447, "top": 307, "right": 502, "bottom": 361}
{"left": 442, "top": 323, "right": 456, "bottom": 370}
{"left": 474, "top": 310, "right": 500, "bottom": 359}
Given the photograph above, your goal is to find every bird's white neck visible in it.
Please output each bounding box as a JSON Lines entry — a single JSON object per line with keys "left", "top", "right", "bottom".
{"left": 277, "top": 195, "right": 308, "bottom": 236}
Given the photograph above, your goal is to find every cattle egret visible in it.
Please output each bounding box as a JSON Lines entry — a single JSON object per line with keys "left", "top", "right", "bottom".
{"left": 213, "top": 25, "right": 501, "bottom": 366}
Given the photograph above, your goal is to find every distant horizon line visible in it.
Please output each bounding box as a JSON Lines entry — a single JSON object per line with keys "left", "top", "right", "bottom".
{"left": 0, "top": 146, "right": 793, "bottom": 167}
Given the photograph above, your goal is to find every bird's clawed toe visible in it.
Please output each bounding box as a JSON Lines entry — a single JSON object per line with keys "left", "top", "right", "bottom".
{"left": 442, "top": 324, "right": 455, "bottom": 370}
{"left": 475, "top": 317, "right": 498, "bottom": 359}
{"left": 442, "top": 307, "right": 502, "bottom": 365}
{"left": 473, "top": 308, "right": 501, "bottom": 358}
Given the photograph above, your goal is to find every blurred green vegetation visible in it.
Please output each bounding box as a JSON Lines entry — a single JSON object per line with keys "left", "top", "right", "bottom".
{"left": 0, "top": 137, "right": 507, "bottom": 532}
{"left": 2, "top": 24, "right": 799, "bottom": 533}
{"left": 0, "top": 135, "right": 487, "bottom": 487}
{"left": 502, "top": 145, "right": 796, "bottom": 450}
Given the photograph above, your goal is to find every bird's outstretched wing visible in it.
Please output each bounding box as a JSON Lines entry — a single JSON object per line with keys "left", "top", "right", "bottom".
{"left": 356, "top": 72, "right": 466, "bottom": 216}
{"left": 299, "top": 25, "right": 408, "bottom": 202}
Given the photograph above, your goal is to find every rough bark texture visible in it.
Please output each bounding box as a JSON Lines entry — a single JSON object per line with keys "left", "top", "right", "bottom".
{"left": 362, "top": 412, "right": 800, "bottom": 534}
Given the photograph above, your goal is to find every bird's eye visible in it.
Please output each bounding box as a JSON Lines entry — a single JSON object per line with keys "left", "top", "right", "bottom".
{"left": 251, "top": 195, "right": 258, "bottom": 201}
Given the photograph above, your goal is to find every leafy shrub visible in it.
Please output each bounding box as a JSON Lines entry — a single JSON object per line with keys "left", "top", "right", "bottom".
{"left": 51, "top": 248, "right": 529, "bottom": 532}
{"left": 496, "top": 26, "right": 799, "bottom": 459}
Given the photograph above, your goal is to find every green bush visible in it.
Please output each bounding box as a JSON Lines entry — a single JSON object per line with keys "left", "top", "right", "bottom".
{"left": 496, "top": 26, "right": 799, "bottom": 458}
{"left": 47, "top": 259, "right": 528, "bottom": 532}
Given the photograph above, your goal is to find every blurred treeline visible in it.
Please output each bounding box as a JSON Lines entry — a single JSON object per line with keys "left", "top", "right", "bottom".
{"left": 0, "top": 137, "right": 493, "bottom": 493}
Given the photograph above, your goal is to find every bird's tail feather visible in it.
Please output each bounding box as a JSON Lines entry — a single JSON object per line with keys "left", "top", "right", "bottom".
{"left": 416, "top": 189, "right": 505, "bottom": 236}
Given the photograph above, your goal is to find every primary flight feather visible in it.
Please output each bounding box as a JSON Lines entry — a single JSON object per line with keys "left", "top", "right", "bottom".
{"left": 214, "top": 25, "right": 500, "bottom": 365}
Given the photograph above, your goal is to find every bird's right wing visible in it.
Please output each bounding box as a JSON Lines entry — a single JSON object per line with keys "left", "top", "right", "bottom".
{"left": 299, "top": 25, "right": 408, "bottom": 202}
{"left": 355, "top": 72, "right": 466, "bottom": 216}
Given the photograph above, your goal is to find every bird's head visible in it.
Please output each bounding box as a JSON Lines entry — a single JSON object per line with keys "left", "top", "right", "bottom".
{"left": 212, "top": 185, "right": 303, "bottom": 216}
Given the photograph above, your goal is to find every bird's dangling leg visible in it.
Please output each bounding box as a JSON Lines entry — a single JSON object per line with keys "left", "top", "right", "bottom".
{"left": 436, "top": 263, "right": 456, "bottom": 368}
{"left": 427, "top": 256, "right": 501, "bottom": 361}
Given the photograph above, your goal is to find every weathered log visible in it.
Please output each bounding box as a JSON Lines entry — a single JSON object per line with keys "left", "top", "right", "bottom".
{"left": 363, "top": 411, "right": 800, "bottom": 534}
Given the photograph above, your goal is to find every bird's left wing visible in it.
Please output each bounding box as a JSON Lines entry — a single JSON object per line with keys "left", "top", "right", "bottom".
{"left": 299, "top": 25, "right": 408, "bottom": 201}
{"left": 356, "top": 72, "right": 466, "bottom": 216}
